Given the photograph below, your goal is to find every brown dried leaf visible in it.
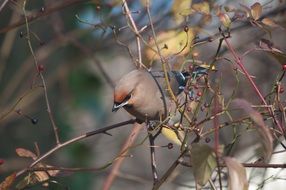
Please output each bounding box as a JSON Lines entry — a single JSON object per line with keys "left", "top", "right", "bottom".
{"left": 16, "top": 148, "right": 37, "bottom": 160}
{"left": 0, "top": 173, "right": 16, "bottom": 190}
{"left": 232, "top": 99, "right": 273, "bottom": 162}
{"left": 224, "top": 157, "right": 249, "bottom": 190}
{"left": 191, "top": 144, "right": 217, "bottom": 187}
{"left": 250, "top": 2, "right": 262, "bottom": 20}
{"left": 261, "top": 18, "right": 279, "bottom": 27}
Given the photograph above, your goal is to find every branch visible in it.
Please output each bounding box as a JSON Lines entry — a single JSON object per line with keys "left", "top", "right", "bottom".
{"left": 16, "top": 119, "right": 136, "bottom": 178}
{"left": 0, "top": 0, "right": 90, "bottom": 34}
{"left": 102, "top": 122, "right": 143, "bottom": 190}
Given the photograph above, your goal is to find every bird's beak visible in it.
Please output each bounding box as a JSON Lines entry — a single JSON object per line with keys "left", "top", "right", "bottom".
{"left": 112, "top": 100, "right": 129, "bottom": 112}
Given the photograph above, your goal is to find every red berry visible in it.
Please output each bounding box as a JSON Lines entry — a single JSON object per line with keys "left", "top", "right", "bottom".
{"left": 279, "top": 86, "right": 284, "bottom": 93}
{"left": 283, "top": 64, "right": 286, "bottom": 71}
{"left": 0, "top": 159, "right": 4, "bottom": 165}
{"left": 197, "top": 91, "right": 202, "bottom": 97}
{"left": 37, "top": 64, "right": 44, "bottom": 73}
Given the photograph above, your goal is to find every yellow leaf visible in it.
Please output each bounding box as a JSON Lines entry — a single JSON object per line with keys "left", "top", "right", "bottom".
{"left": 161, "top": 125, "right": 184, "bottom": 145}
{"left": 250, "top": 2, "right": 262, "bottom": 20}
{"left": 172, "top": 0, "right": 192, "bottom": 24}
{"left": 145, "top": 29, "right": 195, "bottom": 61}
{"left": 218, "top": 12, "right": 231, "bottom": 28}
{"left": 191, "top": 1, "right": 210, "bottom": 15}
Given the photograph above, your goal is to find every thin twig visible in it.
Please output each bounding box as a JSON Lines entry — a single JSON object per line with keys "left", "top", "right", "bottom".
{"left": 148, "top": 131, "right": 159, "bottom": 185}
{"left": 0, "top": 0, "right": 9, "bottom": 13}
{"left": 102, "top": 122, "right": 143, "bottom": 190}
{"left": 23, "top": 0, "right": 60, "bottom": 145}
{"left": 224, "top": 36, "right": 284, "bottom": 134}
{"left": 16, "top": 119, "right": 136, "bottom": 178}
{"left": 122, "top": 0, "right": 143, "bottom": 68}
{"left": 0, "top": 0, "right": 90, "bottom": 34}
{"left": 152, "top": 149, "right": 188, "bottom": 190}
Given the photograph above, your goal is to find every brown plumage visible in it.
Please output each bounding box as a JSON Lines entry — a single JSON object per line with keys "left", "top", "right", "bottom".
{"left": 113, "top": 69, "right": 168, "bottom": 122}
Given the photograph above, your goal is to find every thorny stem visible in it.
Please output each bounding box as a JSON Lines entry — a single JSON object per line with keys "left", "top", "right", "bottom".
{"left": 213, "top": 89, "right": 223, "bottom": 190}
{"left": 224, "top": 37, "right": 284, "bottom": 134}
{"left": 23, "top": 1, "right": 61, "bottom": 145}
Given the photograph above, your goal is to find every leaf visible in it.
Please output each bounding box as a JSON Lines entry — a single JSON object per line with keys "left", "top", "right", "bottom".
{"left": 250, "top": 2, "right": 262, "bottom": 20}
{"left": 191, "top": 144, "right": 217, "bottom": 187}
{"left": 224, "top": 157, "right": 249, "bottom": 190}
{"left": 218, "top": 12, "right": 231, "bottom": 28}
{"left": 261, "top": 18, "right": 279, "bottom": 28}
{"left": 259, "top": 39, "right": 286, "bottom": 64}
{"left": 232, "top": 99, "right": 273, "bottom": 162}
{"left": 0, "top": 173, "right": 16, "bottom": 190}
{"left": 145, "top": 29, "right": 195, "bottom": 61}
{"left": 191, "top": 1, "right": 210, "bottom": 15}
{"left": 16, "top": 164, "right": 60, "bottom": 189}
{"left": 172, "top": 0, "right": 192, "bottom": 24}
{"left": 161, "top": 125, "right": 183, "bottom": 145}
{"left": 140, "top": 0, "right": 151, "bottom": 7}
{"left": 16, "top": 148, "right": 37, "bottom": 160}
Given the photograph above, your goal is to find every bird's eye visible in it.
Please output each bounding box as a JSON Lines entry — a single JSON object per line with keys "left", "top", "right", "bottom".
{"left": 126, "top": 94, "right": 131, "bottom": 100}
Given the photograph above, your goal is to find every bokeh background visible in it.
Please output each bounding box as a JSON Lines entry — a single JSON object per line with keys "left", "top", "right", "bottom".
{"left": 1, "top": 0, "right": 286, "bottom": 189}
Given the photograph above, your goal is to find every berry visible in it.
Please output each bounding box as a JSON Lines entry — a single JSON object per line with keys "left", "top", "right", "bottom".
{"left": 197, "top": 91, "right": 202, "bottom": 97}
{"left": 279, "top": 86, "right": 284, "bottom": 93}
{"left": 167, "top": 143, "right": 173, "bottom": 149}
{"left": 31, "top": 118, "right": 38, "bottom": 125}
{"left": 205, "top": 137, "right": 211, "bottom": 143}
{"left": 0, "top": 159, "right": 4, "bottom": 165}
{"left": 282, "top": 64, "right": 286, "bottom": 71}
{"left": 37, "top": 64, "right": 44, "bottom": 73}
{"left": 184, "top": 25, "right": 189, "bottom": 32}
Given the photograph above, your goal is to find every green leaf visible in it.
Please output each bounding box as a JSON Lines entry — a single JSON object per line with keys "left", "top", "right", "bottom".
{"left": 191, "top": 143, "right": 217, "bottom": 187}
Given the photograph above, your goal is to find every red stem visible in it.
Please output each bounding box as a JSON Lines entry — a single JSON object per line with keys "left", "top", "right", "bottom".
{"left": 224, "top": 38, "right": 284, "bottom": 134}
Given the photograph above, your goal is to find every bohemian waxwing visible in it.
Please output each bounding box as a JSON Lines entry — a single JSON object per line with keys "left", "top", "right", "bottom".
{"left": 112, "top": 69, "right": 186, "bottom": 123}
{"left": 112, "top": 67, "right": 212, "bottom": 144}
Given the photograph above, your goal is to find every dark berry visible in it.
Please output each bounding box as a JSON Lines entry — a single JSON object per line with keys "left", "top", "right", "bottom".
{"left": 184, "top": 25, "right": 189, "bottom": 32}
{"left": 167, "top": 143, "right": 173, "bottom": 149}
{"left": 205, "top": 137, "right": 211, "bottom": 143}
{"left": 31, "top": 118, "right": 38, "bottom": 125}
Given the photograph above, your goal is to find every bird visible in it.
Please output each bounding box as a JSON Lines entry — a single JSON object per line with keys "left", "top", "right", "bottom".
{"left": 112, "top": 69, "right": 187, "bottom": 121}
{"left": 112, "top": 66, "right": 213, "bottom": 144}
